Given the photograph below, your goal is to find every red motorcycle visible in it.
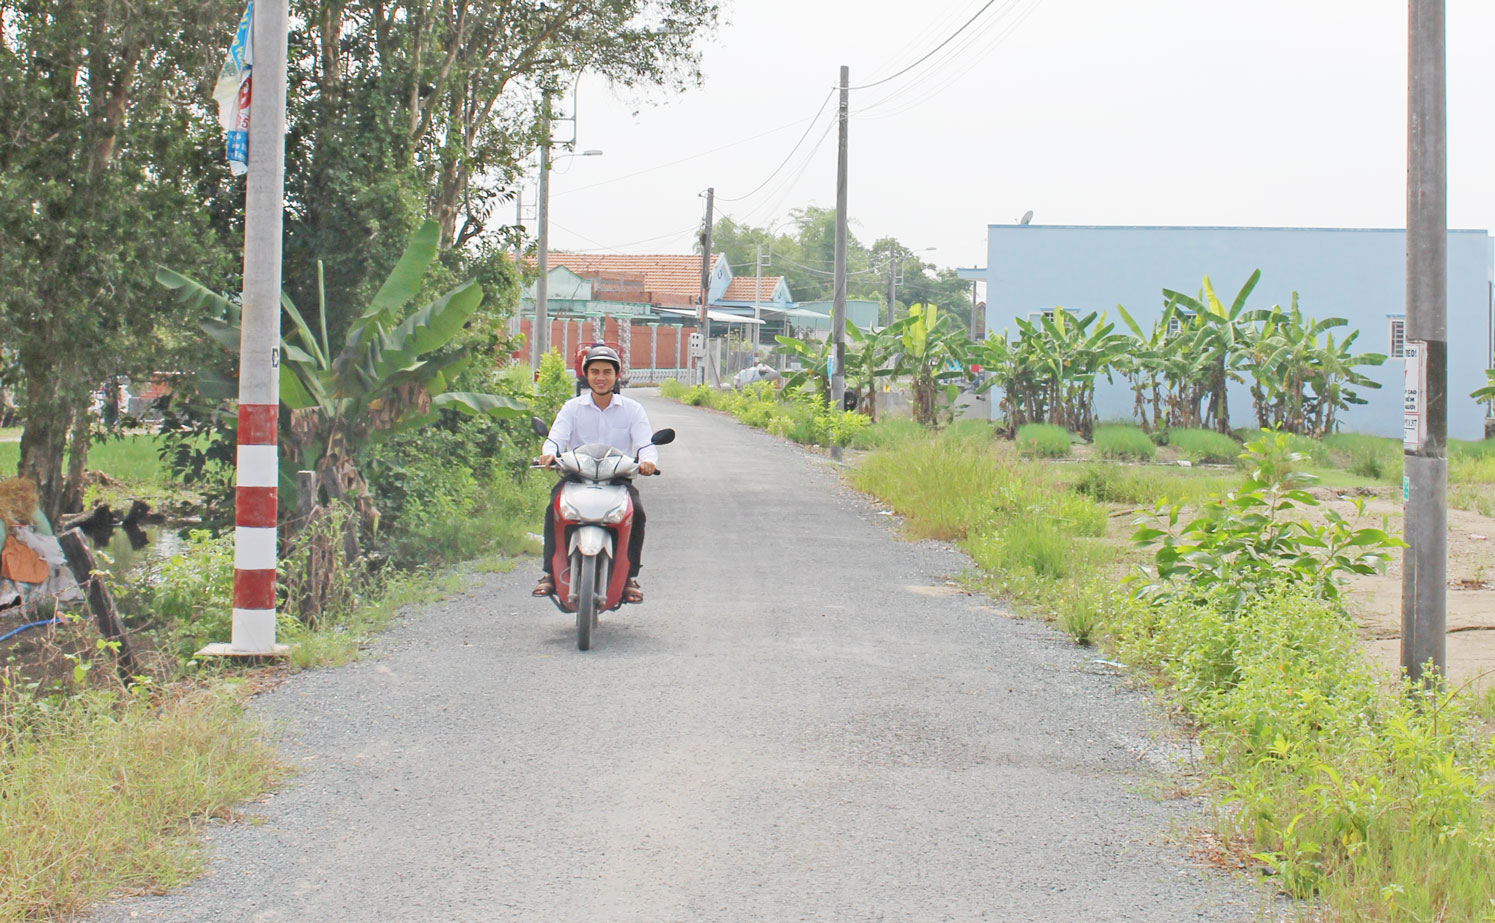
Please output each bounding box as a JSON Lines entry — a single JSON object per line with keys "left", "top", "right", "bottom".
{"left": 531, "top": 417, "right": 674, "bottom": 650}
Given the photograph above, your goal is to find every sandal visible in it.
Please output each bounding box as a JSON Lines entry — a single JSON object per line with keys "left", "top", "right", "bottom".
{"left": 532, "top": 574, "right": 555, "bottom": 597}
{"left": 623, "top": 578, "right": 644, "bottom": 604}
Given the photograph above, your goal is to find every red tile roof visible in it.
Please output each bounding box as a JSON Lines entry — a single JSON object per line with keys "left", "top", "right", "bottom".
{"left": 547, "top": 253, "right": 715, "bottom": 305}
{"left": 722, "top": 275, "right": 784, "bottom": 302}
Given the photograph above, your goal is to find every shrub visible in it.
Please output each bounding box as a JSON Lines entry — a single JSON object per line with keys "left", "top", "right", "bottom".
{"left": 532, "top": 349, "right": 572, "bottom": 425}
{"left": 1091, "top": 424, "right": 1155, "bottom": 461}
{"left": 1015, "top": 423, "right": 1071, "bottom": 458}
{"left": 1131, "top": 432, "right": 1404, "bottom": 606}
{"left": 151, "top": 530, "right": 236, "bottom": 659}
{"left": 1167, "top": 427, "right": 1241, "bottom": 465}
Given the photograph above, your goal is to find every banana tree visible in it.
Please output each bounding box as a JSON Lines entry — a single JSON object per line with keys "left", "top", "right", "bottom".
{"left": 772, "top": 333, "right": 833, "bottom": 403}
{"left": 1162, "top": 270, "right": 1261, "bottom": 433}
{"left": 845, "top": 321, "right": 899, "bottom": 422}
{"left": 890, "top": 304, "right": 969, "bottom": 427}
{"left": 158, "top": 220, "right": 525, "bottom": 527}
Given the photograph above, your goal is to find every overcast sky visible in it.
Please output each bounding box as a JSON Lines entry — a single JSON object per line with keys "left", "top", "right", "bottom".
{"left": 534, "top": 0, "right": 1495, "bottom": 282}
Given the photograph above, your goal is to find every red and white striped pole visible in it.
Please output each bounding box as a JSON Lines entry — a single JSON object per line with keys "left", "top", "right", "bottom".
{"left": 206, "top": 0, "right": 288, "bottom": 656}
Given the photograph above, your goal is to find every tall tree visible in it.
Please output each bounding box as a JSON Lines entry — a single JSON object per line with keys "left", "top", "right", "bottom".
{"left": 0, "top": 0, "right": 238, "bottom": 520}
{"left": 284, "top": 0, "right": 720, "bottom": 339}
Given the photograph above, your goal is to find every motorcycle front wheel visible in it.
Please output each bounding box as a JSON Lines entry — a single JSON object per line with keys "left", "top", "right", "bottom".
{"left": 576, "top": 553, "right": 597, "bottom": 651}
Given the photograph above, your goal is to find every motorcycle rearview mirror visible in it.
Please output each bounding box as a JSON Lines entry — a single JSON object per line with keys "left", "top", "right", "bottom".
{"left": 530, "top": 416, "right": 549, "bottom": 438}
{"left": 650, "top": 428, "right": 676, "bottom": 446}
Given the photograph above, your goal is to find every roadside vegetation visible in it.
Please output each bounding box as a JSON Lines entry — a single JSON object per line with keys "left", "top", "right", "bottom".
{"left": 656, "top": 278, "right": 1495, "bottom": 915}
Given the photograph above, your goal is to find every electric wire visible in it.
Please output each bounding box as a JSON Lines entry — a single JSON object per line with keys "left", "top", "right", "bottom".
{"left": 857, "top": 0, "right": 1034, "bottom": 115}
{"left": 548, "top": 107, "right": 839, "bottom": 200}
{"left": 717, "top": 88, "right": 837, "bottom": 203}
{"left": 859, "top": 0, "right": 1049, "bottom": 121}
{"left": 554, "top": 222, "right": 701, "bottom": 253}
{"left": 847, "top": 0, "right": 1007, "bottom": 90}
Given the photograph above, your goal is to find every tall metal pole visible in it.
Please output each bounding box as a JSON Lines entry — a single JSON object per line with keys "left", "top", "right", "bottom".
{"left": 220, "top": 0, "right": 289, "bottom": 656}
{"left": 531, "top": 93, "right": 552, "bottom": 376}
{"left": 1402, "top": 0, "right": 1448, "bottom": 686}
{"left": 699, "top": 187, "right": 714, "bottom": 385}
{"left": 830, "top": 65, "right": 849, "bottom": 461}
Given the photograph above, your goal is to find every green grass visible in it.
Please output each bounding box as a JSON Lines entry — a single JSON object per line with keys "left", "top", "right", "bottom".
{"left": 1322, "top": 432, "right": 1402, "bottom": 482}
{"left": 0, "top": 683, "right": 280, "bottom": 922}
{"left": 848, "top": 418, "right": 924, "bottom": 450}
{"left": 1450, "top": 437, "right": 1495, "bottom": 460}
{"left": 1014, "top": 423, "right": 1071, "bottom": 458}
{"left": 1064, "top": 463, "right": 1231, "bottom": 509}
{"left": 1091, "top": 424, "right": 1155, "bottom": 461}
{"left": 1165, "top": 428, "right": 1242, "bottom": 465}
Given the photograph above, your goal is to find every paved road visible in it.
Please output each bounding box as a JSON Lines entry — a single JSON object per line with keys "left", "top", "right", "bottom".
{"left": 93, "top": 392, "right": 1263, "bottom": 922}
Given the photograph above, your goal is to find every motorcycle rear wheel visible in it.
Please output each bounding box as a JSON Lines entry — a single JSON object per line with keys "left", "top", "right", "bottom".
{"left": 576, "top": 553, "right": 597, "bottom": 651}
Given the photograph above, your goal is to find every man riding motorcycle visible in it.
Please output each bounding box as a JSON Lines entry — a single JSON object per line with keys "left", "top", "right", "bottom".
{"left": 533, "top": 345, "right": 657, "bottom": 603}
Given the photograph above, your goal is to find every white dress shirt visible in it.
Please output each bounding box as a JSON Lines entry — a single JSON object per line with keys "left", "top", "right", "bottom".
{"left": 543, "top": 392, "right": 660, "bottom": 464}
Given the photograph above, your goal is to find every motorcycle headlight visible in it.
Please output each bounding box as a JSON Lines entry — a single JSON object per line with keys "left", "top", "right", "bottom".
{"left": 602, "top": 503, "right": 629, "bottom": 524}
{"left": 558, "top": 496, "right": 582, "bottom": 520}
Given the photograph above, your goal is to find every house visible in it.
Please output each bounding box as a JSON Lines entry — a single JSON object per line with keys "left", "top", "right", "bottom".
{"left": 960, "top": 224, "right": 1495, "bottom": 439}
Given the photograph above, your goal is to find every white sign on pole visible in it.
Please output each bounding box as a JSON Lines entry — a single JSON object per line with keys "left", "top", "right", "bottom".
{"left": 688, "top": 332, "right": 705, "bottom": 358}
{"left": 1403, "top": 341, "right": 1427, "bottom": 450}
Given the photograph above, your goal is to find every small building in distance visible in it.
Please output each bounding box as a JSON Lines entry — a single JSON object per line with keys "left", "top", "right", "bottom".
{"left": 960, "top": 224, "right": 1495, "bottom": 439}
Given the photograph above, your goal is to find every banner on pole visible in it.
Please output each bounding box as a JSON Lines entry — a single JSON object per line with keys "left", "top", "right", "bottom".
{"left": 212, "top": 2, "right": 254, "bottom": 176}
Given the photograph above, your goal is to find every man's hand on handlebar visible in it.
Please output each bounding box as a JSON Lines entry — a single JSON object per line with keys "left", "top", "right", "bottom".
{"left": 639, "top": 460, "right": 657, "bottom": 476}
{"left": 538, "top": 453, "right": 556, "bottom": 468}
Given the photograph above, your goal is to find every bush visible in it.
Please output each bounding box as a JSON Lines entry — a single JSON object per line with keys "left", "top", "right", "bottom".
{"left": 1091, "top": 424, "right": 1155, "bottom": 461}
{"left": 1015, "top": 423, "right": 1071, "bottom": 458}
{"left": 151, "top": 530, "right": 235, "bottom": 659}
{"left": 532, "top": 349, "right": 572, "bottom": 425}
{"left": 366, "top": 418, "right": 549, "bottom": 569}
{"left": 1167, "top": 428, "right": 1241, "bottom": 465}
{"left": 1132, "top": 432, "right": 1404, "bottom": 607}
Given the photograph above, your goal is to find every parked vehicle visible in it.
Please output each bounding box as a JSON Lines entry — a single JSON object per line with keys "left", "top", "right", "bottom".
{"left": 531, "top": 417, "right": 674, "bottom": 650}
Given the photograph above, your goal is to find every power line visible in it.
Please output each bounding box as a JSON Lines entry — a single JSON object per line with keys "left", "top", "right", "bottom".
{"left": 553, "top": 221, "right": 700, "bottom": 253}
{"left": 859, "top": 0, "right": 1049, "bottom": 120}
{"left": 718, "top": 89, "right": 836, "bottom": 203}
{"left": 848, "top": 0, "right": 1006, "bottom": 90}
{"left": 548, "top": 109, "right": 837, "bottom": 200}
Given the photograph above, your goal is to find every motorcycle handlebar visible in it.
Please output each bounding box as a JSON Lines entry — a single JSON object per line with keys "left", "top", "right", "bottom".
{"left": 530, "top": 459, "right": 661, "bottom": 476}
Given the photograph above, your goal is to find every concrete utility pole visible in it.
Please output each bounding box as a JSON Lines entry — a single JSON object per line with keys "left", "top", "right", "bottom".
{"left": 1402, "top": 0, "right": 1448, "bottom": 686}
{"left": 699, "top": 187, "right": 714, "bottom": 385}
{"left": 531, "top": 93, "right": 552, "bottom": 376}
{"left": 886, "top": 250, "right": 897, "bottom": 327}
{"left": 212, "top": 0, "right": 289, "bottom": 657}
{"left": 754, "top": 243, "right": 764, "bottom": 354}
{"left": 830, "top": 65, "right": 849, "bottom": 461}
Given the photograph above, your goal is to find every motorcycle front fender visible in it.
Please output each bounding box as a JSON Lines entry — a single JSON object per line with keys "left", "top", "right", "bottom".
{"left": 570, "top": 525, "right": 613, "bottom": 559}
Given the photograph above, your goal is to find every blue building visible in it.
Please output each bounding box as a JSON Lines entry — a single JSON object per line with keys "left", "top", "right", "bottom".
{"left": 960, "top": 225, "right": 1495, "bottom": 440}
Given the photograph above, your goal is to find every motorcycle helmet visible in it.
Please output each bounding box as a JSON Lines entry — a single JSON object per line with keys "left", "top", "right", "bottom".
{"left": 582, "top": 345, "right": 622, "bottom": 373}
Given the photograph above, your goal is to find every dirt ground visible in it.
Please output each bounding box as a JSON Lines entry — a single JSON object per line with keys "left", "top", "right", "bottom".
{"left": 1318, "top": 488, "right": 1495, "bottom": 692}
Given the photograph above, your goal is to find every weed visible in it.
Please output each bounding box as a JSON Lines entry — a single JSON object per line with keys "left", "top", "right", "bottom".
{"left": 1015, "top": 423, "right": 1072, "bottom": 458}
{"left": 1091, "top": 424, "right": 1156, "bottom": 461}
{"left": 1323, "top": 433, "right": 1401, "bottom": 482}
{"left": 0, "top": 682, "right": 279, "bottom": 921}
{"left": 1166, "top": 428, "right": 1241, "bottom": 465}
